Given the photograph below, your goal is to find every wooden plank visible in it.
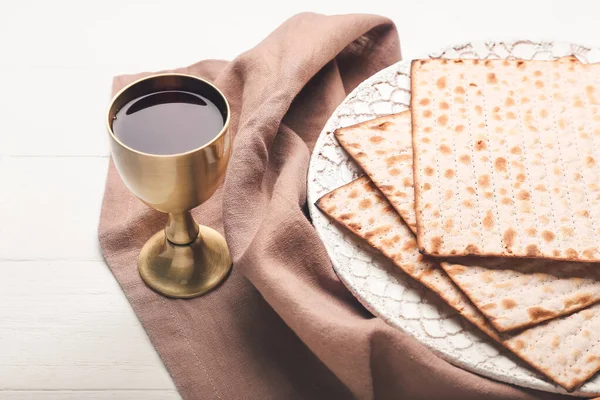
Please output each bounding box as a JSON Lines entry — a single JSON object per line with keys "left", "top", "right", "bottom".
{"left": 0, "top": 68, "right": 112, "bottom": 157}
{"left": 0, "top": 261, "right": 175, "bottom": 391}
{"left": 0, "top": 157, "right": 107, "bottom": 260}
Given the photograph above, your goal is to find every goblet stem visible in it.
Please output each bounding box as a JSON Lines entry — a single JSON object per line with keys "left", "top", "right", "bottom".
{"left": 165, "top": 211, "right": 200, "bottom": 245}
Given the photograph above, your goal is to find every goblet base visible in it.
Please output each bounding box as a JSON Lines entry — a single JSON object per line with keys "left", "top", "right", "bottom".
{"left": 138, "top": 225, "right": 232, "bottom": 298}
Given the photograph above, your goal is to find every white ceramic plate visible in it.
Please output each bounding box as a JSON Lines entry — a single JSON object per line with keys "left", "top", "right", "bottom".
{"left": 307, "top": 41, "right": 600, "bottom": 397}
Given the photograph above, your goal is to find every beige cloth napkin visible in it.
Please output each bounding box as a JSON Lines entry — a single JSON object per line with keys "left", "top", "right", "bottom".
{"left": 99, "top": 12, "right": 575, "bottom": 399}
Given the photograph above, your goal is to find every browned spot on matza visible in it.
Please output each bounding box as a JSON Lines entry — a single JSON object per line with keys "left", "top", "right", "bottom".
{"left": 502, "top": 299, "right": 517, "bottom": 309}
{"left": 542, "top": 230, "right": 555, "bottom": 242}
{"left": 495, "top": 157, "right": 507, "bottom": 172}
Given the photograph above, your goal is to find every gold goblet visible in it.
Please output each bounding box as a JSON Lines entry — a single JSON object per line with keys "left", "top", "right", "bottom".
{"left": 106, "top": 73, "right": 232, "bottom": 298}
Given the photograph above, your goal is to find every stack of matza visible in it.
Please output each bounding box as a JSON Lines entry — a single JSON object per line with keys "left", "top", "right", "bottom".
{"left": 316, "top": 56, "right": 600, "bottom": 392}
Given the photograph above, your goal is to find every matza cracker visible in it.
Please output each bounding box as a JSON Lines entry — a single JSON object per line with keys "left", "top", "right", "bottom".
{"left": 336, "top": 112, "right": 600, "bottom": 332}
{"left": 335, "top": 111, "right": 416, "bottom": 231}
{"left": 317, "top": 177, "right": 600, "bottom": 391}
{"left": 442, "top": 257, "right": 600, "bottom": 331}
{"left": 411, "top": 58, "right": 600, "bottom": 261}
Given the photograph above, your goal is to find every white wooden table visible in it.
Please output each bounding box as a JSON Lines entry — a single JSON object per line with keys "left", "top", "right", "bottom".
{"left": 2, "top": 1, "right": 600, "bottom": 398}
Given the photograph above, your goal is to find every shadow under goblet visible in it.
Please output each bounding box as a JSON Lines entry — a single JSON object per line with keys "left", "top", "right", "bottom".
{"left": 106, "top": 73, "right": 232, "bottom": 298}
